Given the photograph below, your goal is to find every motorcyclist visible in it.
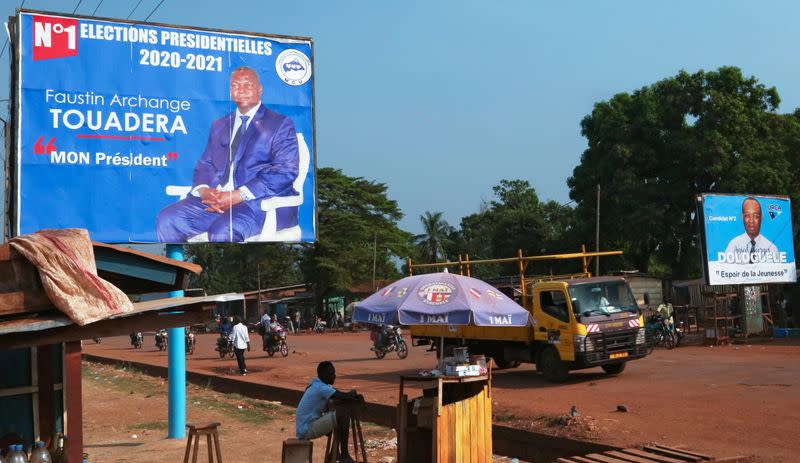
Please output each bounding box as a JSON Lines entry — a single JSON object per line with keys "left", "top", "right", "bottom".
{"left": 260, "top": 314, "right": 273, "bottom": 350}
{"left": 656, "top": 299, "right": 674, "bottom": 329}
{"left": 219, "top": 316, "right": 233, "bottom": 337}
{"left": 369, "top": 324, "right": 382, "bottom": 351}
{"left": 370, "top": 324, "right": 393, "bottom": 351}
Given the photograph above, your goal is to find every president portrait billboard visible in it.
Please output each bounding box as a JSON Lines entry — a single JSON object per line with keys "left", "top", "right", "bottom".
{"left": 699, "top": 194, "right": 796, "bottom": 285}
{"left": 12, "top": 10, "right": 316, "bottom": 243}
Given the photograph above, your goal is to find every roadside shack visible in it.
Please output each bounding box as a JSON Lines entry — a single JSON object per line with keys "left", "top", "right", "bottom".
{"left": 0, "top": 229, "right": 236, "bottom": 462}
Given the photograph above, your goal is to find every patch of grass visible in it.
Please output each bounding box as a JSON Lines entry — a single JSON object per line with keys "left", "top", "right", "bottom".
{"left": 493, "top": 412, "right": 518, "bottom": 422}
{"left": 128, "top": 421, "right": 167, "bottom": 431}
{"left": 84, "top": 362, "right": 296, "bottom": 427}
{"left": 82, "top": 363, "right": 162, "bottom": 396}
{"left": 189, "top": 394, "right": 282, "bottom": 425}
{"left": 544, "top": 415, "right": 569, "bottom": 427}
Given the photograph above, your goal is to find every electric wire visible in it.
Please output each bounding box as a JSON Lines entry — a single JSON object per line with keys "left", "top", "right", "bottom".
{"left": 126, "top": 0, "right": 143, "bottom": 19}
{"left": 143, "top": 0, "right": 166, "bottom": 21}
{"left": 91, "top": 0, "right": 104, "bottom": 16}
{"left": 0, "top": 0, "right": 27, "bottom": 60}
{"left": 71, "top": 0, "right": 84, "bottom": 14}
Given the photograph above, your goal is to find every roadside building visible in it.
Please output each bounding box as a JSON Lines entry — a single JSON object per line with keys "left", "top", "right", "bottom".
{"left": 0, "top": 234, "right": 237, "bottom": 461}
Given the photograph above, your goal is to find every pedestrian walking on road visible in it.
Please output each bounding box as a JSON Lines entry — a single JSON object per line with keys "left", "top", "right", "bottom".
{"left": 231, "top": 316, "right": 250, "bottom": 375}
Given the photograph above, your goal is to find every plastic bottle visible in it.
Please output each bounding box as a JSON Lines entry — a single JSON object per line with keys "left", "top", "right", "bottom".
{"left": 29, "top": 442, "right": 51, "bottom": 463}
{"left": 8, "top": 445, "right": 29, "bottom": 463}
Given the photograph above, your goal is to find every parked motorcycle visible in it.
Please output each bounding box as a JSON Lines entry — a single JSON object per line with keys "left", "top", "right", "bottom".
{"left": 93, "top": 337, "right": 102, "bottom": 344}
{"left": 371, "top": 326, "right": 408, "bottom": 359}
{"left": 130, "top": 332, "right": 143, "bottom": 349}
{"left": 155, "top": 329, "right": 168, "bottom": 351}
{"left": 185, "top": 329, "right": 196, "bottom": 355}
{"left": 216, "top": 333, "right": 234, "bottom": 358}
{"left": 645, "top": 314, "right": 676, "bottom": 352}
{"left": 262, "top": 322, "right": 289, "bottom": 357}
{"left": 674, "top": 320, "right": 685, "bottom": 347}
{"left": 313, "top": 317, "right": 327, "bottom": 334}
{"left": 281, "top": 315, "right": 296, "bottom": 334}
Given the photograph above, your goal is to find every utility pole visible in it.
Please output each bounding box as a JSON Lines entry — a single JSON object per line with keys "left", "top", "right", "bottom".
{"left": 595, "top": 184, "right": 601, "bottom": 276}
{"left": 372, "top": 232, "right": 378, "bottom": 290}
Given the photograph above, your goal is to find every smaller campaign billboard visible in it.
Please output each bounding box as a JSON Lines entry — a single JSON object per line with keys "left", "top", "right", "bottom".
{"left": 699, "top": 194, "right": 796, "bottom": 285}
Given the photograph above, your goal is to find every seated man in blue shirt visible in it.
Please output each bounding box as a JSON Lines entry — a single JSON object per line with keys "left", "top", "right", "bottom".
{"left": 296, "top": 361, "right": 363, "bottom": 463}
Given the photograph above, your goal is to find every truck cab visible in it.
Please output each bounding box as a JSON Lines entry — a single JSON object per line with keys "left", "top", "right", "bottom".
{"left": 530, "top": 277, "right": 648, "bottom": 380}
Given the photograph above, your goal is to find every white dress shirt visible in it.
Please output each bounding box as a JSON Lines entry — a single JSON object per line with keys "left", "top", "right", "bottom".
{"left": 191, "top": 103, "right": 261, "bottom": 201}
{"left": 723, "top": 233, "right": 779, "bottom": 263}
{"left": 231, "top": 323, "right": 250, "bottom": 349}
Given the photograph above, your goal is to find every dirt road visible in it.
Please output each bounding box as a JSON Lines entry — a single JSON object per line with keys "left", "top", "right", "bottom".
{"left": 84, "top": 331, "right": 800, "bottom": 462}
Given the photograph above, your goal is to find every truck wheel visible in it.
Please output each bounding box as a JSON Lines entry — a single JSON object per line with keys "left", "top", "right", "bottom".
{"left": 538, "top": 347, "right": 569, "bottom": 382}
{"left": 601, "top": 362, "right": 626, "bottom": 375}
{"left": 494, "top": 359, "right": 521, "bottom": 370}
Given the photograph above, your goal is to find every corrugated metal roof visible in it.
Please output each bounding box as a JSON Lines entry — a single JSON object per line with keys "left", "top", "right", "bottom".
{"left": 0, "top": 293, "right": 242, "bottom": 336}
{"left": 92, "top": 242, "right": 202, "bottom": 274}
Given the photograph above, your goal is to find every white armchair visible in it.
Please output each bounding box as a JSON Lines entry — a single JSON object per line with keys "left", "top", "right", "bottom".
{"left": 164, "top": 132, "right": 311, "bottom": 243}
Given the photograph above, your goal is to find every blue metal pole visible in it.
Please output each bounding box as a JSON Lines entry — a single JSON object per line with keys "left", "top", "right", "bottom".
{"left": 166, "top": 244, "right": 186, "bottom": 439}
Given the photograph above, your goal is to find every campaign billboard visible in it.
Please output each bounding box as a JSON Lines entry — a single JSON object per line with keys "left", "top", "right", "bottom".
{"left": 699, "top": 193, "right": 796, "bottom": 285}
{"left": 12, "top": 10, "right": 316, "bottom": 243}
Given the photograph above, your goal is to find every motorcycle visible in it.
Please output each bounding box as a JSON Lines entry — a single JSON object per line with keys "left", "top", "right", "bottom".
{"left": 185, "top": 329, "right": 196, "bottom": 355}
{"left": 155, "top": 329, "right": 168, "bottom": 351}
{"left": 313, "top": 317, "right": 327, "bottom": 334}
{"left": 282, "top": 315, "right": 296, "bottom": 334}
{"left": 371, "top": 326, "right": 408, "bottom": 359}
{"left": 93, "top": 337, "right": 102, "bottom": 344}
{"left": 673, "top": 320, "right": 685, "bottom": 347}
{"left": 216, "top": 333, "right": 234, "bottom": 358}
{"left": 262, "top": 322, "right": 289, "bottom": 357}
{"left": 644, "top": 314, "right": 676, "bottom": 352}
{"left": 130, "top": 332, "right": 143, "bottom": 349}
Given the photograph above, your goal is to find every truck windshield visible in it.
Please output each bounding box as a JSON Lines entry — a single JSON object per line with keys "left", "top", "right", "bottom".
{"left": 568, "top": 281, "right": 638, "bottom": 317}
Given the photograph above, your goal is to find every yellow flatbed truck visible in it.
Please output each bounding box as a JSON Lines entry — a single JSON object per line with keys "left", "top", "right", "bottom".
{"left": 409, "top": 251, "right": 649, "bottom": 382}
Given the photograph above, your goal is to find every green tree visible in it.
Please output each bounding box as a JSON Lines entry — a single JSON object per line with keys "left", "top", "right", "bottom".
{"left": 300, "top": 168, "right": 412, "bottom": 303}
{"left": 457, "top": 179, "right": 558, "bottom": 278}
{"left": 414, "top": 211, "right": 455, "bottom": 263}
{"left": 186, "top": 243, "right": 302, "bottom": 294}
{"left": 568, "top": 66, "right": 800, "bottom": 277}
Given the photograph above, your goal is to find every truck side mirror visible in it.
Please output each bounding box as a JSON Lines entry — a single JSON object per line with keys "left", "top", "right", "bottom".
{"left": 571, "top": 298, "right": 581, "bottom": 317}
{"left": 643, "top": 292, "right": 650, "bottom": 306}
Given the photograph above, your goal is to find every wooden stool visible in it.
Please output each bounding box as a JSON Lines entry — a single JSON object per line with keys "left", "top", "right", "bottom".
{"left": 282, "top": 438, "right": 313, "bottom": 463}
{"left": 324, "top": 403, "right": 367, "bottom": 463}
{"left": 183, "top": 422, "right": 223, "bottom": 463}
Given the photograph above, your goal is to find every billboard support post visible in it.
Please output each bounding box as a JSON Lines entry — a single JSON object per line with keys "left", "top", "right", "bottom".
{"left": 166, "top": 244, "right": 186, "bottom": 439}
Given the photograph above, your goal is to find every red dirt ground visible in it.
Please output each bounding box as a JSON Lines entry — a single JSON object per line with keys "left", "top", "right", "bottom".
{"left": 84, "top": 331, "right": 800, "bottom": 462}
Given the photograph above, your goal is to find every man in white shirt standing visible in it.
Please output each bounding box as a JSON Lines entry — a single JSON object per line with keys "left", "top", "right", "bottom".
{"left": 231, "top": 316, "right": 250, "bottom": 376}
{"left": 723, "top": 197, "right": 779, "bottom": 264}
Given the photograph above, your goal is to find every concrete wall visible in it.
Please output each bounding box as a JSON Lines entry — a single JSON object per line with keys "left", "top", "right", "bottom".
{"left": 626, "top": 276, "right": 663, "bottom": 308}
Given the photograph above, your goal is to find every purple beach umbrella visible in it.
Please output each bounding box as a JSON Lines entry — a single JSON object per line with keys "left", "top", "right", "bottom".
{"left": 352, "top": 271, "right": 531, "bottom": 327}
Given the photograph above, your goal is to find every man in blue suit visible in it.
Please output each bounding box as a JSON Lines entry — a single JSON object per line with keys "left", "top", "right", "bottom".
{"left": 156, "top": 66, "right": 300, "bottom": 242}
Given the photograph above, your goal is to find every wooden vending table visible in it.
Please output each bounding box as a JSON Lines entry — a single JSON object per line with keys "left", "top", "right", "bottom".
{"left": 396, "top": 373, "right": 492, "bottom": 463}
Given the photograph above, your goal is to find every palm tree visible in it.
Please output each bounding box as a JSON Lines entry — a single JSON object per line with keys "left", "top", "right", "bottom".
{"left": 414, "top": 211, "right": 454, "bottom": 263}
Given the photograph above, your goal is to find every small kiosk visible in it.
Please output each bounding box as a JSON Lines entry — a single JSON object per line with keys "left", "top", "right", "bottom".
{"left": 396, "top": 371, "right": 492, "bottom": 463}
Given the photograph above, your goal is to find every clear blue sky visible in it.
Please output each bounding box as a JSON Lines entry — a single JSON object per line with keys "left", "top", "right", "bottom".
{"left": 2, "top": 0, "right": 800, "bottom": 235}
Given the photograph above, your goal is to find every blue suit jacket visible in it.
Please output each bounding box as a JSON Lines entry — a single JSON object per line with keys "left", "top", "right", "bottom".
{"left": 192, "top": 104, "right": 300, "bottom": 228}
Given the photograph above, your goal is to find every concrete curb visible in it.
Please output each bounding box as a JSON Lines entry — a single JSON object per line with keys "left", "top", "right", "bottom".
{"left": 83, "top": 353, "right": 618, "bottom": 461}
